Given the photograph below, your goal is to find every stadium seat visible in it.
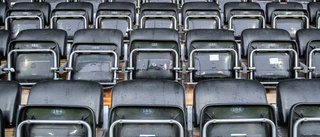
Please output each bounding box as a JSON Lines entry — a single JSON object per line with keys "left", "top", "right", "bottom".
{"left": 0, "top": 2, "right": 6, "bottom": 27}
{"left": 96, "top": 2, "right": 135, "bottom": 40}
{"left": 16, "top": 80, "right": 103, "bottom": 137}
{"left": 5, "top": 2, "right": 50, "bottom": 38}
{"left": 266, "top": 2, "right": 309, "bottom": 39}
{"left": 182, "top": 2, "right": 221, "bottom": 31}
{"left": 182, "top": 0, "right": 215, "bottom": 6}
{"left": 185, "top": 29, "right": 240, "bottom": 84}
{"left": 139, "top": 3, "right": 178, "bottom": 30}
{"left": 0, "top": 81, "right": 21, "bottom": 134}
{"left": 297, "top": 29, "right": 320, "bottom": 79}
{"left": 128, "top": 28, "right": 181, "bottom": 80}
{"left": 66, "top": 29, "right": 122, "bottom": 86}
{"left": 112, "top": 0, "right": 140, "bottom": 9}
{"left": 277, "top": 79, "right": 320, "bottom": 137}
{"left": 224, "top": 2, "right": 265, "bottom": 38}
{"left": 241, "top": 29, "right": 299, "bottom": 85}
{"left": 110, "top": 79, "right": 186, "bottom": 137}
{"left": 51, "top": 2, "right": 93, "bottom": 40}
{"left": 39, "top": 0, "right": 69, "bottom": 10}
{"left": 5, "top": 29, "right": 67, "bottom": 85}
{"left": 308, "top": 2, "right": 320, "bottom": 27}
{"left": 194, "top": 79, "right": 277, "bottom": 137}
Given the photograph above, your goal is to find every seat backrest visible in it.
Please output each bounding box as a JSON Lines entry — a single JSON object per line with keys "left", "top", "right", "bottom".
{"left": 194, "top": 79, "right": 267, "bottom": 126}
{"left": 111, "top": 79, "right": 185, "bottom": 137}
{"left": 7, "top": 0, "right": 33, "bottom": 7}
{"left": 11, "top": 2, "right": 51, "bottom": 24}
{"left": 241, "top": 28, "right": 291, "bottom": 57}
{"left": 55, "top": 2, "right": 93, "bottom": 23}
{"left": 0, "top": 81, "right": 21, "bottom": 128}
{"left": 224, "top": 2, "right": 262, "bottom": 23}
{"left": 308, "top": 2, "right": 320, "bottom": 24}
{"left": 77, "top": 0, "right": 102, "bottom": 13}
{"left": 140, "top": 3, "right": 178, "bottom": 29}
{"left": 277, "top": 79, "right": 320, "bottom": 125}
{"left": 0, "top": 2, "right": 6, "bottom": 25}
{"left": 130, "top": 28, "right": 179, "bottom": 51}
{"left": 296, "top": 29, "right": 320, "bottom": 57}
{"left": 182, "top": 2, "right": 220, "bottom": 27}
{"left": 112, "top": 79, "right": 185, "bottom": 110}
{"left": 97, "top": 2, "right": 135, "bottom": 23}
{"left": 15, "top": 29, "right": 67, "bottom": 58}
{"left": 266, "top": 2, "right": 303, "bottom": 23}
{"left": 72, "top": 29, "right": 123, "bottom": 57}
{"left": 0, "top": 30, "right": 10, "bottom": 58}
{"left": 185, "top": 29, "right": 235, "bottom": 56}
{"left": 27, "top": 80, "right": 103, "bottom": 127}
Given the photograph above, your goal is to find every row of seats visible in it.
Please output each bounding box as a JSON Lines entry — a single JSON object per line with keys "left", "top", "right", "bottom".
{"left": 0, "top": 28, "right": 320, "bottom": 86}
{"left": 2, "top": 1, "right": 320, "bottom": 40}
{"left": 0, "top": 79, "right": 320, "bottom": 137}
{"left": 1, "top": 28, "right": 320, "bottom": 86}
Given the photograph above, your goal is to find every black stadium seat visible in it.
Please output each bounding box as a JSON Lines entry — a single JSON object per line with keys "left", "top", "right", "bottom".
{"left": 110, "top": 79, "right": 186, "bottom": 137}
{"left": 194, "top": 79, "right": 276, "bottom": 137}
{"left": 7, "top": 0, "right": 34, "bottom": 7}
{"left": 96, "top": 2, "right": 135, "bottom": 40}
{"left": 16, "top": 80, "right": 103, "bottom": 137}
{"left": 5, "top": 2, "right": 50, "bottom": 38}
{"left": 224, "top": 2, "right": 265, "bottom": 38}
{"left": 266, "top": 2, "right": 309, "bottom": 39}
{"left": 0, "top": 30, "right": 10, "bottom": 58}
{"left": 242, "top": 29, "right": 299, "bottom": 85}
{"left": 66, "top": 29, "right": 123, "bottom": 86}
{"left": 182, "top": 2, "right": 221, "bottom": 31}
{"left": 185, "top": 29, "right": 240, "bottom": 84}
{"left": 139, "top": 3, "right": 178, "bottom": 30}
{"left": 5, "top": 29, "right": 67, "bottom": 85}
{"left": 51, "top": 2, "right": 93, "bottom": 40}
{"left": 277, "top": 79, "right": 320, "bottom": 137}
{"left": 128, "top": 28, "right": 181, "bottom": 80}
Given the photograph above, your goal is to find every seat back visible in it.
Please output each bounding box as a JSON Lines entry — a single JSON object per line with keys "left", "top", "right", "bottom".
{"left": 185, "top": 29, "right": 238, "bottom": 81}
{"left": 96, "top": 2, "right": 135, "bottom": 39}
{"left": 129, "top": 28, "right": 180, "bottom": 80}
{"left": 111, "top": 79, "right": 185, "bottom": 137}
{"left": 52, "top": 2, "right": 93, "bottom": 39}
{"left": 68, "top": 29, "right": 123, "bottom": 84}
{"left": 27, "top": 80, "right": 103, "bottom": 127}
{"left": 0, "top": 81, "right": 21, "bottom": 130}
{"left": 194, "top": 79, "right": 267, "bottom": 126}
{"left": 182, "top": 2, "right": 221, "bottom": 30}
{"left": 6, "top": 2, "right": 50, "bottom": 38}
{"left": 267, "top": 2, "right": 307, "bottom": 38}
{"left": 140, "top": 3, "right": 178, "bottom": 29}
{"left": 77, "top": 0, "right": 102, "bottom": 13}
{"left": 241, "top": 28, "right": 292, "bottom": 57}
{"left": 7, "top": 0, "right": 34, "bottom": 7}
{"left": 224, "top": 2, "right": 264, "bottom": 37}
